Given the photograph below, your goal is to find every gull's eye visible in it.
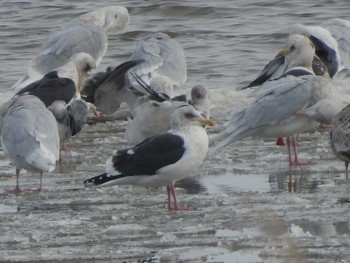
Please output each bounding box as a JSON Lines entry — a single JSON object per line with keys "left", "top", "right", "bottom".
{"left": 290, "top": 44, "right": 296, "bottom": 51}
{"left": 114, "top": 13, "right": 118, "bottom": 18}
{"left": 184, "top": 112, "right": 196, "bottom": 119}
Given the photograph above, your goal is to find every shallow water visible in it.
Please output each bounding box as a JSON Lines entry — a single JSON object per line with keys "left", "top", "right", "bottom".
{"left": 0, "top": 1, "right": 350, "bottom": 262}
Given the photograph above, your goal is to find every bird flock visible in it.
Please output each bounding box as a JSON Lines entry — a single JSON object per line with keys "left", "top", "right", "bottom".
{"left": 1, "top": 6, "right": 350, "bottom": 211}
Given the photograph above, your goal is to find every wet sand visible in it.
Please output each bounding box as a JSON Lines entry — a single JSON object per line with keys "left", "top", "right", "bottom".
{"left": 0, "top": 104, "right": 349, "bottom": 263}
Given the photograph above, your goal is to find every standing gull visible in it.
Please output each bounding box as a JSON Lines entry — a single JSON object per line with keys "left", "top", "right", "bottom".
{"left": 241, "top": 34, "right": 324, "bottom": 147}
{"left": 211, "top": 66, "right": 347, "bottom": 165}
{"left": 11, "top": 6, "right": 130, "bottom": 90}
{"left": 83, "top": 105, "right": 214, "bottom": 211}
{"left": 1, "top": 95, "right": 60, "bottom": 193}
{"left": 330, "top": 104, "right": 350, "bottom": 179}
{"left": 128, "top": 32, "right": 187, "bottom": 87}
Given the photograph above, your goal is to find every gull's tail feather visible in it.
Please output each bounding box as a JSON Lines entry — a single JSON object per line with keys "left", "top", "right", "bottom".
{"left": 209, "top": 109, "right": 254, "bottom": 155}
{"left": 209, "top": 129, "right": 245, "bottom": 155}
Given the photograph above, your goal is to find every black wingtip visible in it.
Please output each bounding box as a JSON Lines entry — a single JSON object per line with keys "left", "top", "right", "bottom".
{"left": 83, "top": 173, "right": 127, "bottom": 187}
{"left": 83, "top": 173, "right": 107, "bottom": 187}
{"left": 130, "top": 72, "right": 171, "bottom": 102}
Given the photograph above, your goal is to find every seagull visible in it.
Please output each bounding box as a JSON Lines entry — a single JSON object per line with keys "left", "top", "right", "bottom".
{"left": 0, "top": 70, "right": 80, "bottom": 134}
{"left": 241, "top": 25, "right": 341, "bottom": 90}
{"left": 11, "top": 6, "right": 130, "bottom": 90}
{"left": 189, "top": 85, "right": 211, "bottom": 119}
{"left": 148, "top": 75, "right": 175, "bottom": 98}
{"left": 124, "top": 74, "right": 210, "bottom": 145}
{"left": 14, "top": 71, "right": 77, "bottom": 107}
{"left": 241, "top": 34, "right": 327, "bottom": 148}
{"left": 54, "top": 52, "right": 96, "bottom": 98}
{"left": 81, "top": 60, "right": 143, "bottom": 115}
{"left": 128, "top": 32, "right": 187, "bottom": 87}
{"left": 1, "top": 95, "right": 60, "bottom": 193}
{"left": 289, "top": 23, "right": 340, "bottom": 78}
{"left": 330, "top": 104, "right": 350, "bottom": 179}
{"left": 47, "top": 99, "right": 88, "bottom": 160}
{"left": 211, "top": 60, "right": 347, "bottom": 165}
{"left": 241, "top": 34, "right": 319, "bottom": 90}
{"left": 83, "top": 105, "right": 214, "bottom": 211}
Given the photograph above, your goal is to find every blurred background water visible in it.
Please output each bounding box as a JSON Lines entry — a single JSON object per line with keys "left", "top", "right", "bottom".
{"left": 0, "top": 1, "right": 350, "bottom": 262}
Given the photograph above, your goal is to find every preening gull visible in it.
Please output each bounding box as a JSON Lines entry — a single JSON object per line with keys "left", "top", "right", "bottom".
{"left": 48, "top": 99, "right": 88, "bottom": 160}
{"left": 1, "top": 95, "right": 60, "bottom": 193}
{"left": 240, "top": 34, "right": 323, "bottom": 148}
{"left": 148, "top": 75, "right": 175, "bottom": 98}
{"left": 125, "top": 74, "right": 210, "bottom": 144}
{"left": 55, "top": 52, "right": 97, "bottom": 98}
{"left": 330, "top": 104, "right": 350, "bottom": 178}
{"left": 128, "top": 32, "right": 187, "bottom": 87}
{"left": 289, "top": 23, "right": 340, "bottom": 78}
{"left": 0, "top": 70, "right": 79, "bottom": 133}
{"left": 81, "top": 60, "right": 143, "bottom": 115}
{"left": 241, "top": 28, "right": 340, "bottom": 90}
{"left": 83, "top": 105, "right": 214, "bottom": 211}
{"left": 211, "top": 59, "right": 347, "bottom": 165}
{"left": 11, "top": 6, "right": 130, "bottom": 90}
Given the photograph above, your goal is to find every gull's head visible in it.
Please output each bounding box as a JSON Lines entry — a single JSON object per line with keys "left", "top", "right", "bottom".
{"left": 73, "top": 53, "right": 97, "bottom": 93}
{"left": 171, "top": 105, "right": 214, "bottom": 130}
{"left": 80, "top": 6, "right": 130, "bottom": 32}
{"left": 149, "top": 75, "right": 175, "bottom": 97}
{"left": 103, "top": 6, "right": 130, "bottom": 31}
{"left": 47, "top": 100, "right": 68, "bottom": 120}
{"left": 191, "top": 85, "right": 210, "bottom": 103}
{"left": 277, "top": 34, "right": 315, "bottom": 70}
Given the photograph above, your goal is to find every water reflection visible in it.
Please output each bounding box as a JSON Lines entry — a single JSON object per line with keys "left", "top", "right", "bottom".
{"left": 269, "top": 170, "right": 326, "bottom": 193}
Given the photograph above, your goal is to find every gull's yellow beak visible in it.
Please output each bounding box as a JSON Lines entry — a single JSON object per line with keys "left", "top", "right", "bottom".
{"left": 277, "top": 48, "right": 288, "bottom": 57}
{"left": 200, "top": 119, "right": 215, "bottom": 126}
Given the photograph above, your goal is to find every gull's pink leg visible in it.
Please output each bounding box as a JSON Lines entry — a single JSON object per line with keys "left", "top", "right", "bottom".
{"left": 167, "top": 184, "right": 193, "bottom": 211}
{"left": 167, "top": 185, "right": 173, "bottom": 210}
{"left": 36, "top": 172, "right": 43, "bottom": 192}
{"left": 94, "top": 109, "right": 105, "bottom": 117}
{"left": 276, "top": 137, "right": 285, "bottom": 146}
{"left": 287, "top": 136, "right": 293, "bottom": 165}
{"left": 345, "top": 162, "right": 349, "bottom": 179}
{"left": 7, "top": 169, "right": 22, "bottom": 194}
{"left": 26, "top": 172, "right": 43, "bottom": 192}
{"left": 61, "top": 143, "right": 79, "bottom": 152}
{"left": 288, "top": 135, "right": 316, "bottom": 165}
